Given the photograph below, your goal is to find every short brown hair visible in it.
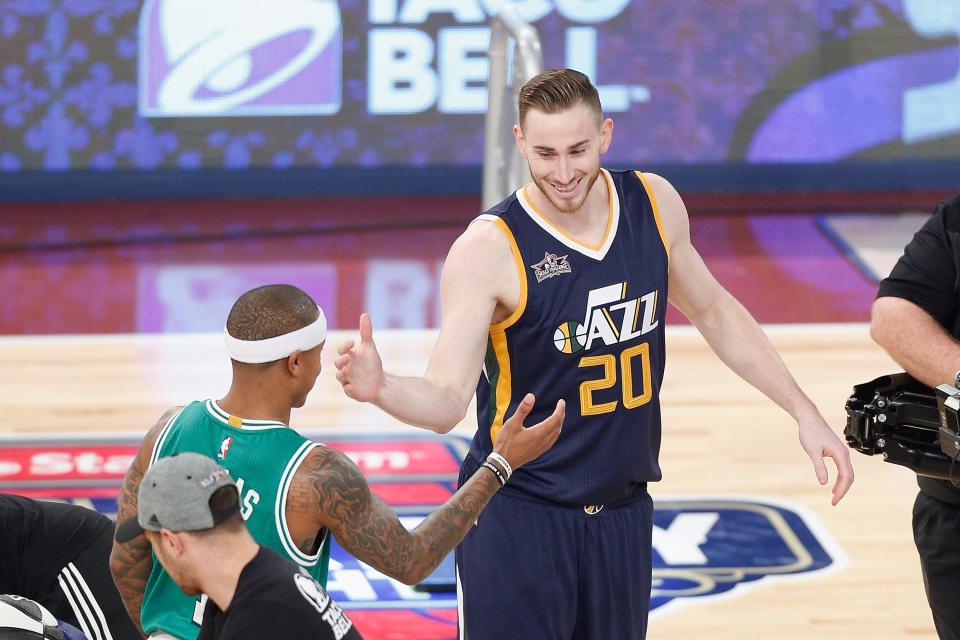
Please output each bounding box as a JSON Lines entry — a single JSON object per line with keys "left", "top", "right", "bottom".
{"left": 226, "top": 284, "right": 318, "bottom": 341}
{"left": 518, "top": 68, "right": 602, "bottom": 126}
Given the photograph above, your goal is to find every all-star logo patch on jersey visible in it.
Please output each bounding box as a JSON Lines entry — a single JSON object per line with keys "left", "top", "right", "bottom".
{"left": 530, "top": 251, "right": 573, "bottom": 283}
{"left": 0, "top": 434, "right": 844, "bottom": 638}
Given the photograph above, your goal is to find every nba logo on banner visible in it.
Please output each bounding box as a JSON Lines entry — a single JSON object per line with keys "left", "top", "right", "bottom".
{"left": 139, "top": 0, "right": 341, "bottom": 117}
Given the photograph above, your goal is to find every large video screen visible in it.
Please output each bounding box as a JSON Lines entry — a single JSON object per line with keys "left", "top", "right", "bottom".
{"left": 1, "top": 0, "right": 958, "bottom": 171}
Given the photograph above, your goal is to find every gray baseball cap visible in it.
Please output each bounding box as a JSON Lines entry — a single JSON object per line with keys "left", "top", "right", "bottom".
{"left": 115, "top": 452, "right": 240, "bottom": 543}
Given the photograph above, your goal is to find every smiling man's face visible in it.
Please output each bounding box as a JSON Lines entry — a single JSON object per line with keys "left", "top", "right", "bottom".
{"left": 515, "top": 103, "right": 612, "bottom": 215}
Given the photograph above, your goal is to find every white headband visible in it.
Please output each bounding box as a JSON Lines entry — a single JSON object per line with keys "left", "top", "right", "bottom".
{"left": 224, "top": 307, "right": 327, "bottom": 364}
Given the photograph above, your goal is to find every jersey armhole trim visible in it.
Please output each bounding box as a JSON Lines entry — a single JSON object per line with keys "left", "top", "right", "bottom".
{"left": 634, "top": 171, "right": 671, "bottom": 263}
{"left": 489, "top": 217, "right": 528, "bottom": 333}
{"left": 276, "top": 441, "right": 324, "bottom": 566}
{"left": 148, "top": 406, "right": 187, "bottom": 468}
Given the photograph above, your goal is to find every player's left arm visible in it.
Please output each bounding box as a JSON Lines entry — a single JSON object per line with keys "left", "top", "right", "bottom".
{"left": 645, "top": 172, "right": 853, "bottom": 505}
{"left": 109, "top": 407, "right": 181, "bottom": 636}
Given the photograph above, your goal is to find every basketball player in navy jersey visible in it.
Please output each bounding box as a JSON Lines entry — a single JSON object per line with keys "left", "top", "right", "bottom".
{"left": 335, "top": 68, "right": 854, "bottom": 639}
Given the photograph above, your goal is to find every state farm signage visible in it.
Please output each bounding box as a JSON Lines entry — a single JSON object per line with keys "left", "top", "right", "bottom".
{"left": 0, "top": 446, "right": 137, "bottom": 481}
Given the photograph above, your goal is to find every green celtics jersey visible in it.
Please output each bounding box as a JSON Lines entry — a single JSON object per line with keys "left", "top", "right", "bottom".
{"left": 139, "top": 400, "right": 330, "bottom": 640}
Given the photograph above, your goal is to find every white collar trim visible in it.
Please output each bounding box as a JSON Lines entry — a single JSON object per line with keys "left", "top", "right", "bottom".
{"left": 516, "top": 168, "right": 620, "bottom": 260}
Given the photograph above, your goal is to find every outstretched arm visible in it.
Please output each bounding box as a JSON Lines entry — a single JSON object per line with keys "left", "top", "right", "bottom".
{"left": 647, "top": 172, "right": 853, "bottom": 505}
{"left": 335, "top": 220, "right": 520, "bottom": 433}
{"left": 295, "top": 394, "right": 563, "bottom": 584}
{"left": 109, "top": 407, "right": 180, "bottom": 635}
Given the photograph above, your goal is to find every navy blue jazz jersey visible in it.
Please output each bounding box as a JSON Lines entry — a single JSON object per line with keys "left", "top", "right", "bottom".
{"left": 467, "top": 168, "right": 669, "bottom": 506}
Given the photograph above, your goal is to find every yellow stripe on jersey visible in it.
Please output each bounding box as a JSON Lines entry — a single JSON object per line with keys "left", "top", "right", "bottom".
{"left": 602, "top": 307, "right": 620, "bottom": 339}
{"left": 228, "top": 415, "right": 243, "bottom": 428}
{"left": 636, "top": 289, "right": 657, "bottom": 334}
{"left": 488, "top": 331, "right": 512, "bottom": 443}
{"left": 490, "top": 217, "right": 528, "bottom": 333}
{"left": 485, "top": 217, "right": 523, "bottom": 443}
{"left": 634, "top": 171, "right": 670, "bottom": 261}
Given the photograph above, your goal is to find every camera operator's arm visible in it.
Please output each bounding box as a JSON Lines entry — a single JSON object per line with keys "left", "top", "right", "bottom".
{"left": 871, "top": 297, "right": 960, "bottom": 388}
{"left": 872, "top": 199, "right": 960, "bottom": 388}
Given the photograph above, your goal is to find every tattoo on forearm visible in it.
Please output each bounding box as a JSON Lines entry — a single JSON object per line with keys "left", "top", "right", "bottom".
{"left": 299, "top": 448, "right": 499, "bottom": 584}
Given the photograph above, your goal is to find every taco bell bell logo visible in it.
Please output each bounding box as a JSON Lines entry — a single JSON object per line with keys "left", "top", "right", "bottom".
{"left": 139, "top": 0, "right": 341, "bottom": 117}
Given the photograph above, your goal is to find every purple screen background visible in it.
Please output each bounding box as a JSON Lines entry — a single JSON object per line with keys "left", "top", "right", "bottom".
{"left": 0, "top": 0, "right": 957, "bottom": 171}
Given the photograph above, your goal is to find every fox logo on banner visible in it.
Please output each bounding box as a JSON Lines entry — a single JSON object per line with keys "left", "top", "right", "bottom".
{"left": 139, "top": 0, "right": 342, "bottom": 117}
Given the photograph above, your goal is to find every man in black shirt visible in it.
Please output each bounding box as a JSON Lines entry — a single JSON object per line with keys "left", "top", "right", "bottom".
{"left": 115, "top": 453, "right": 362, "bottom": 640}
{"left": 872, "top": 193, "right": 960, "bottom": 640}
{"left": 198, "top": 547, "right": 360, "bottom": 640}
{"left": 0, "top": 494, "right": 140, "bottom": 640}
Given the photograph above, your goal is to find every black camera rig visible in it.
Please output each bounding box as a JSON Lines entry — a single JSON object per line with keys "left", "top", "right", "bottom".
{"left": 844, "top": 373, "right": 960, "bottom": 480}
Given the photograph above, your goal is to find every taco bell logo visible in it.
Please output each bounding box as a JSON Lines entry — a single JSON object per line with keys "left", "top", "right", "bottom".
{"left": 139, "top": 0, "right": 341, "bottom": 117}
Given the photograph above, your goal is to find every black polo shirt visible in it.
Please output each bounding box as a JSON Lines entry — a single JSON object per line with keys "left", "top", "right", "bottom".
{"left": 877, "top": 194, "right": 960, "bottom": 500}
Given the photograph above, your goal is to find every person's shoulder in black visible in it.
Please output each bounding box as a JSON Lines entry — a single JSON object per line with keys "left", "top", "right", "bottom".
{"left": 877, "top": 193, "right": 960, "bottom": 331}
{"left": 876, "top": 194, "right": 960, "bottom": 499}
{"left": 0, "top": 494, "right": 113, "bottom": 596}
{"left": 198, "top": 546, "right": 362, "bottom": 640}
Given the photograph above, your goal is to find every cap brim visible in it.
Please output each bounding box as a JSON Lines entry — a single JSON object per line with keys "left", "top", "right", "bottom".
{"left": 114, "top": 516, "right": 146, "bottom": 543}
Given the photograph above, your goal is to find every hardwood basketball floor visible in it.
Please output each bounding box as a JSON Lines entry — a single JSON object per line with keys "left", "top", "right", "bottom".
{"left": 0, "top": 324, "right": 935, "bottom": 638}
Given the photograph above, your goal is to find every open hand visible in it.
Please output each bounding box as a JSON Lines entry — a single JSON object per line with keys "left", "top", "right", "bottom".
{"left": 492, "top": 394, "right": 565, "bottom": 470}
{"left": 798, "top": 414, "right": 854, "bottom": 506}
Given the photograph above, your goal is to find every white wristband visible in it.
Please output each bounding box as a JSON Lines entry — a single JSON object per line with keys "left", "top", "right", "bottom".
{"left": 487, "top": 452, "right": 513, "bottom": 481}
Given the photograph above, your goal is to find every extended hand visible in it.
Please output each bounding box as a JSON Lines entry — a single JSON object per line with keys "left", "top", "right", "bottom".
{"left": 492, "top": 394, "right": 565, "bottom": 470}
{"left": 798, "top": 414, "right": 854, "bottom": 506}
{"left": 335, "top": 313, "right": 384, "bottom": 403}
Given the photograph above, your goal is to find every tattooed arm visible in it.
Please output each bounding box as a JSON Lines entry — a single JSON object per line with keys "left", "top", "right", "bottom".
{"left": 301, "top": 446, "right": 497, "bottom": 584}
{"left": 109, "top": 407, "right": 181, "bottom": 636}
{"left": 290, "top": 394, "right": 564, "bottom": 584}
